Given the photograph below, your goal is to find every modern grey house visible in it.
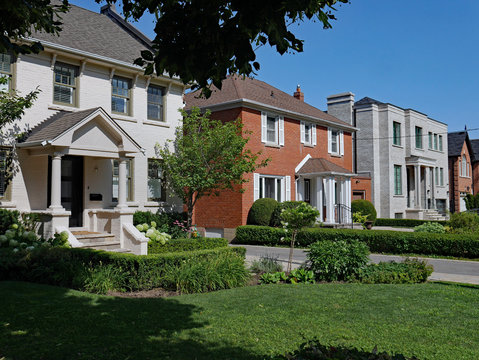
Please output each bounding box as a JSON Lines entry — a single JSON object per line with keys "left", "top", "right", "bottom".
{"left": 327, "top": 93, "right": 449, "bottom": 220}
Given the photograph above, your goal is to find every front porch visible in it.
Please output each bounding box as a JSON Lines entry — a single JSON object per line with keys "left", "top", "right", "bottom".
{"left": 17, "top": 107, "right": 149, "bottom": 254}
{"left": 296, "top": 156, "right": 354, "bottom": 226}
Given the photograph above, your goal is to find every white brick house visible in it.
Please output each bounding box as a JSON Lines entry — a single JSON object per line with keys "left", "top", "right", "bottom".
{"left": 0, "top": 4, "right": 186, "bottom": 253}
{"left": 328, "top": 93, "right": 449, "bottom": 220}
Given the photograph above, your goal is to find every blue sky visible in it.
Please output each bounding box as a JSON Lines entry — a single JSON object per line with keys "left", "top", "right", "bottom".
{"left": 70, "top": 0, "right": 479, "bottom": 133}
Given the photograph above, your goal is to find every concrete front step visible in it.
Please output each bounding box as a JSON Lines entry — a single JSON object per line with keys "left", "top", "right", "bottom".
{"left": 71, "top": 231, "right": 116, "bottom": 244}
{"left": 80, "top": 240, "right": 122, "bottom": 250}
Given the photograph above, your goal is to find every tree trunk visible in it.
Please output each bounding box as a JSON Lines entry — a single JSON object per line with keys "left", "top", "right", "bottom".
{"left": 186, "top": 195, "right": 194, "bottom": 239}
{"left": 287, "top": 230, "right": 297, "bottom": 274}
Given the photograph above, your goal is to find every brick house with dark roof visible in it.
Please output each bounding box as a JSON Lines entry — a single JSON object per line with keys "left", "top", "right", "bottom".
{"left": 471, "top": 139, "right": 479, "bottom": 196}
{"left": 185, "top": 76, "right": 358, "bottom": 239}
{"left": 448, "top": 131, "right": 474, "bottom": 212}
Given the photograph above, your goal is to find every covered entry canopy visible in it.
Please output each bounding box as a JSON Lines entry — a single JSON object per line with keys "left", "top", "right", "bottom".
{"left": 296, "top": 155, "right": 355, "bottom": 177}
{"left": 17, "top": 107, "right": 142, "bottom": 157}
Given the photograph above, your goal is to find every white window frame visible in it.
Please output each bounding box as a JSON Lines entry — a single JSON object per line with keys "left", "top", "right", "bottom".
{"left": 328, "top": 128, "right": 343, "bottom": 156}
{"left": 253, "top": 173, "right": 290, "bottom": 201}
{"left": 261, "top": 112, "right": 284, "bottom": 146}
{"left": 461, "top": 155, "right": 467, "bottom": 177}
{"left": 0, "top": 52, "right": 14, "bottom": 93}
{"left": 300, "top": 121, "right": 316, "bottom": 146}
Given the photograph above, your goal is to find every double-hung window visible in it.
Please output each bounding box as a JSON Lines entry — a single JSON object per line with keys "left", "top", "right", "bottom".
{"left": 53, "top": 62, "right": 78, "bottom": 106}
{"left": 253, "top": 173, "right": 291, "bottom": 202}
{"left": 435, "top": 167, "right": 439, "bottom": 185}
{"left": 147, "top": 159, "right": 166, "bottom": 201}
{"left": 462, "top": 155, "right": 467, "bottom": 177}
{"left": 415, "top": 127, "right": 423, "bottom": 149}
{"left": 112, "top": 159, "right": 133, "bottom": 201}
{"left": 261, "top": 112, "right": 284, "bottom": 146}
{"left": 147, "top": 85, "right": 164, "bottom": 121}
{"left": 0, "top": 53, "right": 14, "bottom": 93}
{"left": 440, "top": 168, "right": 444, "bottom": 186}
{"left": 328, "top": 128, "right": 344, "bottom": 156}
{"left": 433, "top": 134, "right": 438, "bottom": 150}
{"left": 393, "top": 122, "right": 401, "bottom": 146}
{"left": 439, "top": 135, "right": 443, "bottom": 151}
{"left": 394, "top": 165, "right": 402, "bottom": 195}
{"left": 300, "top": 121, "right": 316, "bottom": 146}
{"left": 112, "top": 76, "right": 131, "bottom": 115}
{"left": 428, "top": 132, "right": 433, "bottom": 149}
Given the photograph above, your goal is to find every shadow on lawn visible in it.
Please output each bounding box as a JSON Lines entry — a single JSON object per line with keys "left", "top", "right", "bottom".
{"left": 0, "top": 281, "right": 265, "bottom": 360}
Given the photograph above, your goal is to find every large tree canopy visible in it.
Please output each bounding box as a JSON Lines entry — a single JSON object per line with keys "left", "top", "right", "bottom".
{"left": 0, "top": 0, "right": 349, "bottom": 94}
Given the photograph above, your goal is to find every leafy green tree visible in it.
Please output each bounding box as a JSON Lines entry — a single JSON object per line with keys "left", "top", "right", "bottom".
{"left": 280, "top": 202, "right": 319, "bottom": 273}
{"left": 0, "top": 0, "right": 69, "bottom": 55}
{"left": 1, "top": 0, "right": 349, "bottom": 95}
{"left": 156, "top": 107, "right": 268, "bottom": 230}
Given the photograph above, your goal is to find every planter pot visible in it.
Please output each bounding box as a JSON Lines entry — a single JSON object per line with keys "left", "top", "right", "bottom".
{"left": 364, "top": 221, "right": 373, "bottom": 230}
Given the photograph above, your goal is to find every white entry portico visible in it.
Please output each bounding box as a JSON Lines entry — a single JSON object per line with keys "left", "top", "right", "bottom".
{"left": 16, "top": 107, "right": 149, "bottom": 254}
{"left": 296, "top": 155, "right": 354, "bottom": 225}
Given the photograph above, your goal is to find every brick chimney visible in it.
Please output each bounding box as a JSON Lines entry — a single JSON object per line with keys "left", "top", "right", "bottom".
{"left": 293, "top": 85, "right": 304, "bottom": 102}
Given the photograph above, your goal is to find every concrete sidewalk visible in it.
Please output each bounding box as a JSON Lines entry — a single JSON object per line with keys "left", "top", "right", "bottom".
{"left": 233, "top": 244, "right": 479, "bottom": 285}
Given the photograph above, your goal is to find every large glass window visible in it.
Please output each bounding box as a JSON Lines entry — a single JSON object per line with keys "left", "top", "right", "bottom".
{"left": 304, "top": 123, "right": 311, "bottom": 144}
{"left": 259, "top": 175, "right": 283, "bottom": 201}
{"left": 435, "top": 167, "right": 439, "bottom": 185}
{"left": 393, "top": 122, "right": 401, "bottom": 145}
{"left": 0, "top": 53, "right": 14, "bottom": 92}
{"left": 111, "top": 76, "right": 131, "bottom": 115}
{"left": 53, "top": 62, "right": 77, "bottom": 106}
{"left": 439, "top": 135, "right": 443, "bottom": 151}
{"left": 428, "top": 132, "right": 433, "bottom": 149}
{"left": 415, "top": 126, "right": 423, "bottom": 149}
{"left": 147, "top": 159, "right": 166, "bottom": 201}
{"left": 394, "top": 165, "right": 402, "bottom": 195}
{"left": 433, "top": 134, "right": 438, "bottom": 150}
{"left": 462, "top": 155, "right": 467, "bottom": 177}
{"left": 440, "top": 167, "right": 444, "bottom": 186}
{"left": 112, "top": 159, "right": 133, "bottom": 201}
{"left": 147, "top": 85, "right": 164, "bottom": 121}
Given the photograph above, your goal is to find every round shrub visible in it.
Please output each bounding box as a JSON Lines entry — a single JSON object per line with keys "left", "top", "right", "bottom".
{"left": 247, "top": 198, "right": 279, "bottom": 226}
{"left": 306, "top": 239, "right": 370, "bottom": 282}
{"left": 270, "top": 201, "right": 305, "bottom": 227}
{"left": 414, "top": 222, "right": 445, "bottom": 233}
{"left": 351, "top": 200, "right": 377, "bottom": 223}
{"left": 447, "top": 211, "right": 479, "bottom": 234}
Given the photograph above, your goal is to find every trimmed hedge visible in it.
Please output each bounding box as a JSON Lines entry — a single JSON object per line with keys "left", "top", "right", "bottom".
{"left": 356, "top": 259, "right": 433, "bottom": 284}
{"left": 0, "top": 246, "right": 247, "bottom": 293}
{"left": 375, "top": 218, "right": 447, "bottom": 227}
{"left": 351, "top": 199, "right": 377, "bottom": 222}
{"left": 234, "top": 225, "right": 479, "bottom": 258}
{"left": 148, "top": 237, "right": 228, "bottom": 254}
{"left": 247, "top": 198, "right": 278, "bottom": 226}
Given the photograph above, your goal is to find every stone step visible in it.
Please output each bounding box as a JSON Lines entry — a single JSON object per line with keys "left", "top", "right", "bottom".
{"left": 109, "top": 248, "right": 132, "bottom": 254}
{"left": 80, "top": 240, "right": 122, "bottom": 251}
{"left": 72, "top": 232, "right": 116, "bottom": 244}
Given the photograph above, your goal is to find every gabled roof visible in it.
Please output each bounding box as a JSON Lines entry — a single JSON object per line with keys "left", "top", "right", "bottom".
{"left": 448, "top": 131, "right": 470, "bottom": 157}
{"left": 30, "top": 4, "right": 151, "bottom": 65}
{"left": 296, "top": 158, "right": 354, "bottom": 176}
{"left": 185, "top": 75, "right": 352, "bottom": 129}
{"left": 470, "top": 139, "right": 479, "bottom": 162}
{"left": 22, "top": 108, "right": 100, "bottom": 143}
{"left": 19, "top": 107, "right": 142, "bottom": 153}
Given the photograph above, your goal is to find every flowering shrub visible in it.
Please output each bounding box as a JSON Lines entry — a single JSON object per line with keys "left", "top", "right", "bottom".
{"left": 136, "top": 221, "right": 172, "bottom": 244}
{"left": 0, "top": 223, "right": 69, "bottom": 252}
{"left": 173, "top": 220, "right": 200, "bottom": 238}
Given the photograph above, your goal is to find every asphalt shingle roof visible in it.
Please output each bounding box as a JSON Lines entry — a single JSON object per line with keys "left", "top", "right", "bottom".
{"left": 296, "top": 158, "right": 352, "bottom": 175}
{"left": 448, "top": 131, "right": 468, "bottom": 157}
{"left": 185, "top": 75, "right": 350, "bottom": 127}
{"left": 355, "top": 97, "right": 384, "bottom": 106}
{"left": 470, "top": 139, "right": 479, "bottom": 162}
{"left": 31, "top": 4, "right": 150, "bottom": 64}
{"left": 22, "top": 108, "right": 100, "bottom": 143}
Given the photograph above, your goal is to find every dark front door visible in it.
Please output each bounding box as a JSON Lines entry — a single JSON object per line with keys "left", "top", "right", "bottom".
{"left": 61, "top": 156, "right": 84, "bottom": 227}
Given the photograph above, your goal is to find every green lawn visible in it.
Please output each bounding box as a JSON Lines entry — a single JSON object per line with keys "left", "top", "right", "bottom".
{"left": 1, "top": 281, "right": 478, "bottom": 360}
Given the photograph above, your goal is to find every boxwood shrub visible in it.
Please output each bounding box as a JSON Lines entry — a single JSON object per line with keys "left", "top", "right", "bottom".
{"left": 148, "top": 237, "right": 228, "bottom": 254}
{"left": 247, "top": 198, "right": 278, "bottom": 226}
{"left": 375, "top": 218, "right": 447, "bottom": 227}
{"left": 234, "top": 225, "right": 479, "bottom": 258}
{"left": 356, "top": 259, "right": 433, "bottom": 284}
{"left": 351, "top": 199, "right": 377, "bottom": 222}
{"left": 0, "top": 246, "right": 247, "bottom": 293}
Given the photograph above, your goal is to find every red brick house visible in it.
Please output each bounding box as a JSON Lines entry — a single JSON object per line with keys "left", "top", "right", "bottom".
{"left": 185, "top": 76, "right": 358, "bottom": 238}
{"left": 448, "top": 131, "right": 473, "bottom": 212}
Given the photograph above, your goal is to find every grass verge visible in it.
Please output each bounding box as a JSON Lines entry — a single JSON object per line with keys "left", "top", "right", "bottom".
{"left": 1, "top": 281, "right": 478, "bottom": 359}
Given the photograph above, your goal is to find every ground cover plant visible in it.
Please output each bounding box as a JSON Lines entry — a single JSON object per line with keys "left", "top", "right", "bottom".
{"left": 234, "top": 225, "right": 479, "bottom": 258}
{"left": 414, "top": 222, "right": 445, "bottom": 233}
{"left": 1, "top": 281, "right": 478, "bottom": 359}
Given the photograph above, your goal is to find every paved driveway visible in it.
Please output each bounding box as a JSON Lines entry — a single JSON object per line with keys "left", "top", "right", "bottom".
{"left": 232, "top": 244, "right": 479, "bottom": 285}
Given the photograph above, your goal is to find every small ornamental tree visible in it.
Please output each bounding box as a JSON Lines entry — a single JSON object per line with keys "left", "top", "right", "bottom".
{"left": 156, "top": 107, "right": 268, "bottom": 231}
{"left": 280, "top": 202, "right": 319, "bottom": 273}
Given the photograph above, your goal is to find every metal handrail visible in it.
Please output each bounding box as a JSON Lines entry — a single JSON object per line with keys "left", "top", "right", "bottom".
{"left": 334, "top": 203, "right": 353, "bottom": 228}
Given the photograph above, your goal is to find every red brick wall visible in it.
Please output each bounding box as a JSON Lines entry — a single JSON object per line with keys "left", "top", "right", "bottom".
{"left": 193, "top": 106, "right": 354, "bottom": 229}
{"left": 473, "top": 163, "right": 479, "bottom": 195}
{"left": 351, "top": 176, "right": 372, "bottom": 202}
{"left": 449, "top": 141, "right": 473, "bottom": 212}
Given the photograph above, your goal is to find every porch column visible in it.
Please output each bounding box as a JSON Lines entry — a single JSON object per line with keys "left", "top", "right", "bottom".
{"left": 345, "top": 178, "right": 352, "bottom": 223}
{"left": 325, "top": 177, "right": 335, "bottom": 223}
{"left": 49, "top": 153, "right": 63, "bottom": 211}
{"left": 316, "top": 177, "right": 323, "bottom": 222}
{"left": 116, "top": 157, "right": 128, "bottom": 209}
{"left": 431, "top": 167, "right": 435, "bottom": 209}
{"left": 414, "top": 165, "right": 421, "bottom": 209}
